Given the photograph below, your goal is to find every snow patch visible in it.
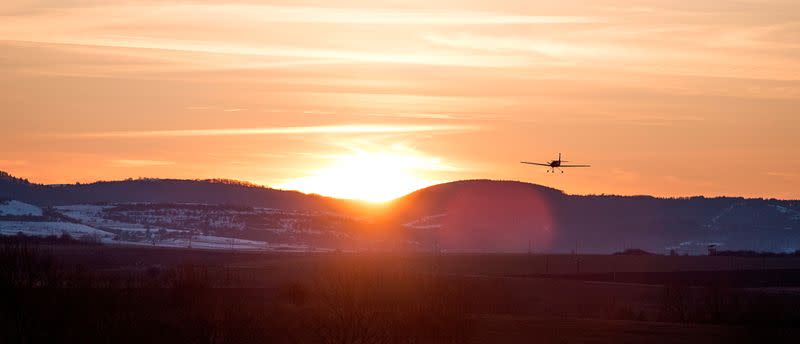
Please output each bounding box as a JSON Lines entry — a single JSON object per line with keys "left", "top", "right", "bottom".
{"left": 404, "top": 213, "right": 446, "bottom": 229}
{"left": 0, "top": 200, "right": 43, "bottom": 217}
{"left": 0, "top": 221, "right": 110, "bottom": 239}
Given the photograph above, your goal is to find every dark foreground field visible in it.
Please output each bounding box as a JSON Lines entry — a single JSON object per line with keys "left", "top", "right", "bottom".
{"left": 3, "top": 243, "right": 800, "bottom": 343}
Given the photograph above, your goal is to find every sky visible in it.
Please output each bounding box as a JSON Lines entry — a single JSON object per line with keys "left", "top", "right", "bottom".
{"left": 1, "top": 0, "right": 799, "bottom": 201}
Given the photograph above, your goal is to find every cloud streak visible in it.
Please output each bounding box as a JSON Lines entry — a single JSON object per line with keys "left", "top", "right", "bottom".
{"left": 1, "top": 3, "right": 597, "bottom": 25}
{"left": 111, "top": 159, "right": 175, "bottom": 166}
{"left": 20, "top": 37, "right": 531, "bottom": 68}
{"left": 72, "top": 124, "right": 476, "bottom": 139}
{"left": 0, "top": 159, "right": 27, "bottom": 166}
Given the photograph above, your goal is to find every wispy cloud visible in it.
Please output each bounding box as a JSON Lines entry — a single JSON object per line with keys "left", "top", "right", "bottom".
{"left": 29, "top": 37, "right": 531, "bottom": 68}
{"left": 423, "top": 33, "right": 630, "bottom": 60}
{"left": 423, "top": 32, "right": 800, "bottom": 80}
{"left": 0, "top": 159, "right": 27, "bottom": 166}
{"left": 0, "top": 3, "right": 595, "bottom": 70}
{"left": 604, "top": 114, "right": 706, "bottom": 127}
{"left": 111, "top": 159, "right": 175, "bottom": 166}
{"left": 170, "top": 5, "right": 597, "bottom": 25}
{"left": 73, "top": 124, "right": 476, "bottom": 139}
{"left": 766, "top": 171, "right": 799, "bottom": 180}
{"left": 1, "top": 3, "right": 597, "bottom": 25}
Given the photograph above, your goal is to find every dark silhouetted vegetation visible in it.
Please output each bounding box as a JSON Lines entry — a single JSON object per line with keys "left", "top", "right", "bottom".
{"left": 2, "top": 243, "right": 800, "bottom": 343}
{"left": 714, "top": 250, "right": 800, "bottom": 257}
{"left": 0, "top": 243, "right": 472, "bottom": 343}
{"left": 613, "top": 248, "right": 657, "bottom": 256}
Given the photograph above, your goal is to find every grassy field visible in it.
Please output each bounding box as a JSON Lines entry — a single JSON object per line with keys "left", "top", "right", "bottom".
{"left": 2, "top": 243, "right": 800, "bottom": 343}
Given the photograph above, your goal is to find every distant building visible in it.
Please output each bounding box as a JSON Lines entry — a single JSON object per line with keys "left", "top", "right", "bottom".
{"left": 708, "top": 244, "right": 718, "bottom": 256}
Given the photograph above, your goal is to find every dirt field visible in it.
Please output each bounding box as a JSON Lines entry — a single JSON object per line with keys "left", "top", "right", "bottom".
{"left": 3, "top": 244, "right": 800, "bottom": 343}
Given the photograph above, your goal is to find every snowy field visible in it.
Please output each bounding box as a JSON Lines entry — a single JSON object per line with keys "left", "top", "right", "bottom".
{"left": 0, "top": 221, "right": 112, "bottom": 239}
{"left": 0, "top": 219, "right": 296, "bottom": 251}
{"left": 0, "top": 200, "right": 43, "bottom": 216}
{"left": 1, "top": 200, "right": 340, "bottom": 252}
{"left": 54, "top": 204, "right": 173, "bottom": 233}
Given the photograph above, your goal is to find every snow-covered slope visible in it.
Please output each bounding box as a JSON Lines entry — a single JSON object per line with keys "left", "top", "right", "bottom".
{"left": 0, "top": 221, "right": 109, "bottom": 238}
{"left": 1, "top": 202, "right": 341, "bottom": 251}
{"left": 0, "top": 200, "right": 43, "bottom": 216}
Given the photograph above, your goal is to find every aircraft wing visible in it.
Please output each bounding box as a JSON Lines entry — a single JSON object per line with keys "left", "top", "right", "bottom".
{"left": 560, "top": 164, "right": 591, "bottom": 167}
{"left": 520, "top": 161, "right": 551, "bottom": 166}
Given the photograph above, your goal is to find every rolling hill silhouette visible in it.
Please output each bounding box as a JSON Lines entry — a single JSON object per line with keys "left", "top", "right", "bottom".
{"left": 0, "top": 171, "right": 350, "bottom": 212}
{"left": 1, "top": 171, "right": 798, "bottom": 253}
{"left": 389, "top": 180, "right": 799, "bottom": 253}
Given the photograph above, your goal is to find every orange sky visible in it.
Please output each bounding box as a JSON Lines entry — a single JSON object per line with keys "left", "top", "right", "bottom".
{"left": 1, "top": 0, "right": 799, "bottom": 200}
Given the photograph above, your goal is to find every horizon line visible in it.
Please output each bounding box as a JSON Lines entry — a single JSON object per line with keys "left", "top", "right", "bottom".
{"left": 2, "top": 170, "right": 797, "bottom": 202}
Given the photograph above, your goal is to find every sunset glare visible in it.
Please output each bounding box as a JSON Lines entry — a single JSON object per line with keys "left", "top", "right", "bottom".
{"left": 279, "top": 149, "right": 445, "bottom": 202}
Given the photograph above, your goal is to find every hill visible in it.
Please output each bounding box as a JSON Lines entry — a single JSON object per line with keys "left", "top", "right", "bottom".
{"left": 0, "top": 173, "right": 355, "bottom": 212}
{"left": 389, "top": 180, "right": 800, "bottom": 253}
{"left": 1, "top": 172, "right": 798, "bottom": 253}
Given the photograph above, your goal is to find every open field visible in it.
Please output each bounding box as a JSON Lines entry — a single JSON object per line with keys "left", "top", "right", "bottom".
{"left": 3, "top": 243, "right": 800, "bottom": 343}
{"left": 33, "top": 244, "right": 800, "bottom": 273}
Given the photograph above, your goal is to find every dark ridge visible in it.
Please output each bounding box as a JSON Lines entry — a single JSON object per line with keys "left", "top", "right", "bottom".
{"left": 0, "top": 171, "right": 353, "bottom": 212}
{"left": 0, "top": 171, "right": 30, "bottom": 184}
{"left": 385, "top": 179, "right": 800, "bottom": 253}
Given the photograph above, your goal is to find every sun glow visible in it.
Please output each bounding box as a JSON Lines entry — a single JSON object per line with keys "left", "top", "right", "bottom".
{"left": 279, "top": 149, "right": 448, "bottom": 203}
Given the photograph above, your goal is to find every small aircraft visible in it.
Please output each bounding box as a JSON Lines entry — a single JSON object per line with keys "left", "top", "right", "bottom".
{"left": 521, "top": 153, "right": 590, "bottom": 173}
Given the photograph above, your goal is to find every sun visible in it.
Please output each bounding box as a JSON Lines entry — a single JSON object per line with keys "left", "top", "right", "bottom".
{"left": 279, "top": 149, "right": 446, "bottom": 203}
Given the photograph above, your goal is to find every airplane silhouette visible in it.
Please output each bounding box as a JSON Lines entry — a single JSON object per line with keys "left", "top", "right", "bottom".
{"left": 521, "top": 153, "right": 590, "bottom": 173}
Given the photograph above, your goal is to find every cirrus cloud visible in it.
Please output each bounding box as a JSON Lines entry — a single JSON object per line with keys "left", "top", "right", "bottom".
{"left": 70, "top": 124, "right": 477, "bottom": 139}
